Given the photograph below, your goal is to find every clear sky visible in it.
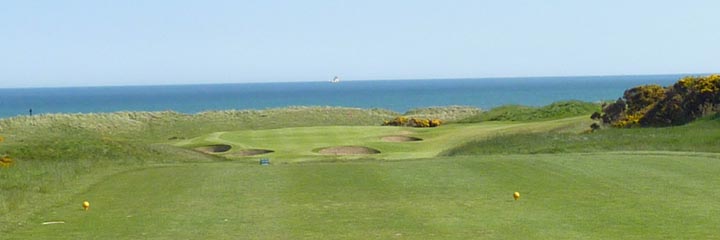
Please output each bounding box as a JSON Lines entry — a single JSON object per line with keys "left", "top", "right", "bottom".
{"left": 1, "top": 0, "right": 718, "bottom": 88}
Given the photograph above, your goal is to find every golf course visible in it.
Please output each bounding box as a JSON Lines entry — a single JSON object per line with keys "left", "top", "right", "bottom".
{"left": 1, "top": 104, "right": 719, "bottom": 239}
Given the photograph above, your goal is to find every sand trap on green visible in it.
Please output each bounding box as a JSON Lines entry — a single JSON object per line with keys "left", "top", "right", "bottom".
{"left": 317, "top": 146, "right": 381, "bottom": 155}
{"left": 194, "top": 144, "right": 232, "bottom": 153}
{"left": 381, "top": 135, "right": 423, "bottom": 142}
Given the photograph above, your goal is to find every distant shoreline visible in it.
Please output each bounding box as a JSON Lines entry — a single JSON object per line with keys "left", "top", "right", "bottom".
{"left": 0, "top": 74, "right": 689, "bottom": 118}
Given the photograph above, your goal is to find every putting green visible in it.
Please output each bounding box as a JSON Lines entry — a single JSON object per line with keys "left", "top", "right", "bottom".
{"left": 175, "top": 116, "right": 588, "bottom": 162}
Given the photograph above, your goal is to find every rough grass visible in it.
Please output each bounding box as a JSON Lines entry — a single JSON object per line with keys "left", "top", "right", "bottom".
{"left": 402, "top": 106, "right": 482, "bottom": 122}
{"left": 0, "top": 107, "right": 397, "bottom": 143}
{"left": 457, "top": 100, "right": 600, "bottom": 122}
{"left": 443, "top": 115, "right": 720, "bottom": 156}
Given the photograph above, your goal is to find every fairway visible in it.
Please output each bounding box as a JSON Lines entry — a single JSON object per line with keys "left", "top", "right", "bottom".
{"left": 9, "top": 153, "right": 720, "bottom": 239}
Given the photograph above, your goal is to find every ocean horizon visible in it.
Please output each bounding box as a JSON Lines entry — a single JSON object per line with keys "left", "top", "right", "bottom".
{"left": 0, "top": 74, "right": 692, "bottom": 118}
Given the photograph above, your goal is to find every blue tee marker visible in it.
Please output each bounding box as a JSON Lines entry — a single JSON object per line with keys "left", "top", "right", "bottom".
{"left": 260, "top": 158, "right": 270, "bottom": 166}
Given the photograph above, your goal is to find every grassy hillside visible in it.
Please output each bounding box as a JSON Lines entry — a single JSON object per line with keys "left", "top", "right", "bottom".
{"left": 444, "top": 114, "right": 720, "bottom": 156}
{"left": 402, "top": 106, "right": 482, "bottom": 122}
{"left": 8, "top": 154, "right": 720, "bottom": 239}
{"left": 457, "top": 100, "right": 600, "bottom": 123}
{"left": 0, "top": 107, "right": 397, "bottom": 143}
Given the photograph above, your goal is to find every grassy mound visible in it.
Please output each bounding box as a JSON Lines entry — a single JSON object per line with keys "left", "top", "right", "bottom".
{"left": 458, "top": 100, "right": 600, "bottom": 122}
{"left": 403, "top": 106, "right": 482, "bottom": 121}
{"left": 231, "top": 149, "right": 274, "bottom": 156}
{"left": 444, "top": 114, "right": 720, "bottom": 156}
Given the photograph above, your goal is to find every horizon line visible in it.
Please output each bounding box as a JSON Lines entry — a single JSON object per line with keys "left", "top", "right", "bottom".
{"left": 0, "top": 72, "right": 712, "bottom": 90}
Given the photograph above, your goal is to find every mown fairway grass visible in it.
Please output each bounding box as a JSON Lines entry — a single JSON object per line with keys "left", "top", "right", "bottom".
{"left": 7, "top": 154, "right": 720, "bottom": 239}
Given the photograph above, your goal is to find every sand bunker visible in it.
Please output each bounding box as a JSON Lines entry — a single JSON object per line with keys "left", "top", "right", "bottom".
{"left": 194, "top": 144, "right": 232, "bottom": 153}
{"left": 381, "top": 135, "right": 423, "bottom": 142}
{"left": 318, "top": 146, "right": 381, "bottom": 155}
{"left": 232, "top": 149, "right": 274, "bottom": 156}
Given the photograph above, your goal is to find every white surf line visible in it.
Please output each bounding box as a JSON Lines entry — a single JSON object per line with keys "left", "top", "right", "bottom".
{"left": 42, "top": 221, "right": 65, "bottom": 225}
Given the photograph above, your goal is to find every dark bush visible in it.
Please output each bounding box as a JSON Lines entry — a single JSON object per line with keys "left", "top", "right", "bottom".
{"left": 602, "top": 74, "right": 720, "bottom": 127}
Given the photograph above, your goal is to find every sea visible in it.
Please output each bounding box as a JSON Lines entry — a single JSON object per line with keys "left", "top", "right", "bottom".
{"left": 0, "top": 74, "right": 689, "bottom": 119}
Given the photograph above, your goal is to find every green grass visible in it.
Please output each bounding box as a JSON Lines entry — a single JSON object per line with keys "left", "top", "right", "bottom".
{"left": 0, "top": 107, "right": 396, "bottom": 233}
{"left": 457, "top": 100, "right": 600, "bottom": 122}
{"left": 2, "top": 103, "right": 719, "bottom": 239}
{"left": 0, "top": 107, "right": 397, "bottom": 143}
{"left": 444, "top": 115, "right": 720, "bottom": 156}
{"left": 7, "top": 154, "right": 720, "bottom": 239}
{"left": 174, "top": 116, "right": 589, "bottom": 162}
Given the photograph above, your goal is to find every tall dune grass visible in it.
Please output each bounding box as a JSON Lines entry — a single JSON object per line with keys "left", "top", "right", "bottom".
{"left": 456, "top": 100, "right": 600, "bottom": 122}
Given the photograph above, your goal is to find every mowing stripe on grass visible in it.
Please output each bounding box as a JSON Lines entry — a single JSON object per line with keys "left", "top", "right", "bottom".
{"left": 8, "top": 154, "right": 720, "bottom": 239}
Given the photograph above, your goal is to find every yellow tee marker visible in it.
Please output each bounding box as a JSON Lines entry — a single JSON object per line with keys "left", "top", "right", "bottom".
{"left": 0, "top": 156, "right": 12, "bottom": 168}
{"left": 513, "top": 192, "right": 520, "bottom": 201}
{"left": 82, "top": 201, "right": 90, "bottom": 211}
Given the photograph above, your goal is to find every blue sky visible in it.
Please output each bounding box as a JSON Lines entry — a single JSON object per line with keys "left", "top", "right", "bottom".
{"left": 1, "top": 0, "right": 718, "bottom": 88}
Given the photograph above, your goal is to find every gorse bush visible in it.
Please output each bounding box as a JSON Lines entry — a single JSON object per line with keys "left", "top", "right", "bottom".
{"left": 383, "top": 117, "right": 442, "bottom": 128}
{"left": 601, "top": 74, "right": 720, "bottom": 127}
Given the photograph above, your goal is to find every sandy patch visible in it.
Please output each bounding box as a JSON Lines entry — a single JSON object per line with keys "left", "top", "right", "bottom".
{"left": 318, "top": 146, "right": 381, "bottom": 155}
{"left": 194, "top": 144, "right": 232, "bottom": 153}
{"left": 381, "top": 135, "right": 423, "bottom": 142}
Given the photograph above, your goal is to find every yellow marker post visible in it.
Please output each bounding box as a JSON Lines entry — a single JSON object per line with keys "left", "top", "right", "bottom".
{"left": 513, "top": 192, "right": 520, "bottom": 201}
{"left": 82, "top": 201, "right": 90, "bottom": 211}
